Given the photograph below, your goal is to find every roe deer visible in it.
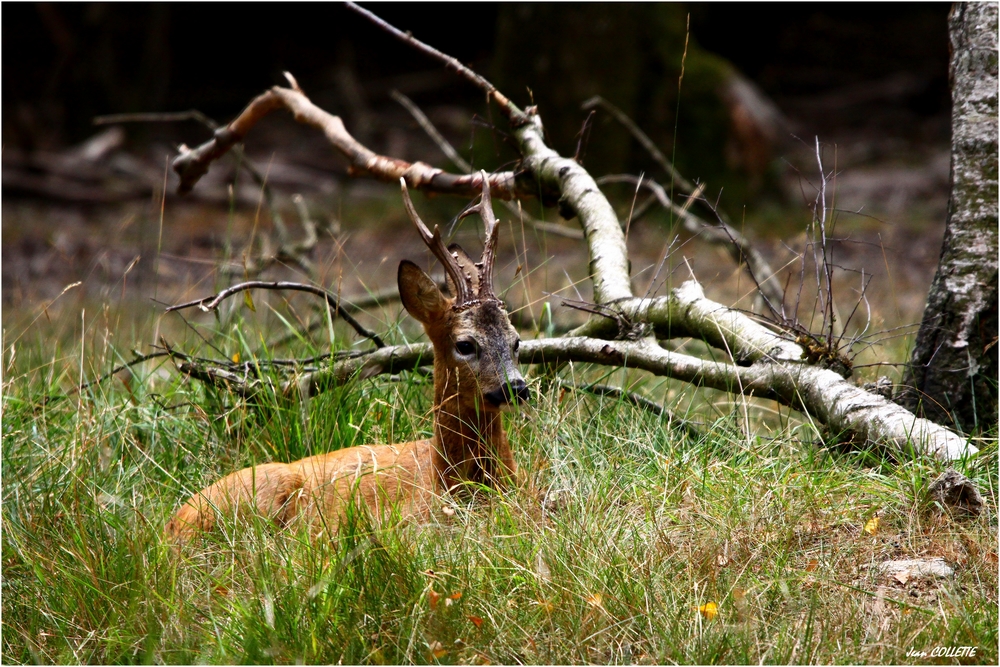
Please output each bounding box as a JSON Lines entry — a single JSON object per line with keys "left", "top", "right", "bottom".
{"left": 166, "top": 176, "right": 528, "bottom": 542}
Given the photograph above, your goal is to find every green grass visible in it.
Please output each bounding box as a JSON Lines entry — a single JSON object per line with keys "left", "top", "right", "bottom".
{"left": 2, "top": 300, "right": 997, "bottom": 665}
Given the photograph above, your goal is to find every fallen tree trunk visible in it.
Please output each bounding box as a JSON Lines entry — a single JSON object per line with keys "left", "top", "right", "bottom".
{"left": 163, "top": 2, "right": 978, "bottom": 461}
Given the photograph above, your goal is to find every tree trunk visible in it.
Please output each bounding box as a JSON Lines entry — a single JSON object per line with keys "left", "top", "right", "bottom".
{"left": 899, "top": 3, "right": 998, "bottom": 431}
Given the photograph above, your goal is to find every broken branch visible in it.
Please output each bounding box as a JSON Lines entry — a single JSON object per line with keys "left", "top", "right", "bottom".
{"left": 166, "top": 280, "right": 385, "bottom": 348}
{"left": 171, "top": 74, "right": 519, "bottom": 199}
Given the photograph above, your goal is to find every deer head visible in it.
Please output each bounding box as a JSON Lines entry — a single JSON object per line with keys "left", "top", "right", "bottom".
{"left": 397, "top": 174, "right": 529, "bottom": 413}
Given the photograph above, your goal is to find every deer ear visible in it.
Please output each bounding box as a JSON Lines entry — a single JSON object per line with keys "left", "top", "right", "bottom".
{"left": 398, "top": 260, "right": 449, "bottom": 324}
{"left": 445, "top": 243, "right": 480, "bottom": 297}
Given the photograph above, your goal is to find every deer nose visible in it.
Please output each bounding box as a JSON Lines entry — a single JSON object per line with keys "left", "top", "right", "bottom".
{"left": 484, "top": 378, "right": 530, "bottom": 406}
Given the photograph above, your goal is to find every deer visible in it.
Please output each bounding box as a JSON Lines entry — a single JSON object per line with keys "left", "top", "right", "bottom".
{"left": 165, "top": 175, "right": 529, "bottom": 543}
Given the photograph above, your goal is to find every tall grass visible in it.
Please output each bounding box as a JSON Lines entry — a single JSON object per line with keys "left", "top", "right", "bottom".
{"left": 2, "top": 299, "right": 996, "bottom": 665}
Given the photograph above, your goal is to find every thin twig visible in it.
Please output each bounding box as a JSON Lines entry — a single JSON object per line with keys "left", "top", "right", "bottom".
{"left": 582, "top": 96, "right": 697, "bottom": 196}
{"left": 390, "top": 90, "right": 468, "bottom": 170}
{"left": 345, "top": 2, "right": 526, "bottom": 125}
{"left": 95, "top": 107, "right": 313, "bottom": 277}
{"left": 166, "top": 280, "right": 385, "bottom": 348}
{"left": 93, "top": 110, "right": 220, "bottom": 129}
{"left": 391, "top": 89, "right": 583, "bottom": 240}
{"left": 597, "top": 173, "right": 784, "bottom": 308}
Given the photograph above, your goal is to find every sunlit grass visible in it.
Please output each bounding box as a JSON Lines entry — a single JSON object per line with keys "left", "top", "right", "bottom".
{"left": 2, "top": 291, "right": 996, "bottom": 664}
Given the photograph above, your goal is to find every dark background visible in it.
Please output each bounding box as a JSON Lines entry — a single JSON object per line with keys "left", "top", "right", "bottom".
{"left": 4, "top": 3, "right": 950, "bottom": 150}
{"left": 2, "top": 2, "right": 957, "bottom": 322}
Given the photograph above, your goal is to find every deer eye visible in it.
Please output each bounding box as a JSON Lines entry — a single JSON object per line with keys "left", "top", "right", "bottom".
{"left": 513, "top": 339, "right": 520, "bottom": 353}
{"left": 456, "top": 340, "right": 477, "bottom": 357}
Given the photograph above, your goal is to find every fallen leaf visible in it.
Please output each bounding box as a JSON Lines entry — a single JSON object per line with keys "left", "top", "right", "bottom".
{"left": 428, "top": 640, "right": 446, "bottom": 659}
{"left": 537, "top": 599, "right": 554, "bottom": 613}
{"left": 863, "top": 516, "right": 880, "bottom": 535}
{"left": 428, "top": 588, "right": 440, "bottom": 610}
{"left": 805, "top": 558, "right": 819, "bottom": 572}
{"left": 468, "top": 615, "right": 483, "bottom": 628}
{"left": 697, "top": 601, "right": 719, "bottom": 620}
{"left": 535, "top": 552, "right": 552, "bottom": 581}
{"left": 449, "top": 591, "right": 463, "bottom": 600}
{"left": 586, "top": 592, "right": 603, "bottom": 609}
{"left": 441, "top": 505, "right": 455, "bottom": 517}
{"left": 231, "top": 351, "right": 240, "bottom": 363}
{"left": 893, "top": 570, "right": 910, "bottom": 585}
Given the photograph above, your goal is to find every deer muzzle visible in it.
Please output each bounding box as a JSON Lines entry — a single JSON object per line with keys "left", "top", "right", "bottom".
{"left": 484, "top": 377, "right": 530, "bottom": 407}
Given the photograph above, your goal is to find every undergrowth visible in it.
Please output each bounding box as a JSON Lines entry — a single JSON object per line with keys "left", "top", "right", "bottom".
{"left": 2, "top": 303, "right": 997, "bottom": 665}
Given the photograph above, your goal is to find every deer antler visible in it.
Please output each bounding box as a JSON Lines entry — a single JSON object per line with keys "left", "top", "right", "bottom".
{"left": 400, "top": 177, "right": 476, "bottom": 306}
{"left": 458, "top": 171, "right": 500, "bottom": 303}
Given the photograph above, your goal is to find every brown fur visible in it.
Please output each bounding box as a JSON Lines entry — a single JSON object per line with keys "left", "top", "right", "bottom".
{"left": 165, "top": 254, "right": 524, "bottom": 544}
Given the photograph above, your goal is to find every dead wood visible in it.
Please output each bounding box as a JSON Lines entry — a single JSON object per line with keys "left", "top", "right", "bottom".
{"left": 597, "top": 173, "right": 785, "bottom": 308}
{"left": 158, "top": 4, "right": 978, "bottom": 462}
{"left": 391, "top": 90, "right": 583, "bottom": 239}
{"left": 171, "top": 72, "right": 519, "bottom": 200}
{"left": 166, "top": 280, "right": 385, "bottom": 348}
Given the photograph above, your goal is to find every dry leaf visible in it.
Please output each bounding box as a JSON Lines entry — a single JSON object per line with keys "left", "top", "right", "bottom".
{"left": 805, "top": 558, "right": 819, "bottom": 572}
{"left": 468, "top": 615, "right": 483, "bottom": 628}
{"left": 586, "top": 592, "right": 603, "bottom": 609}
{"left": 441, "top": 505, "right": 455, "bottom": 517}
{"left": 243, "top": 289, "right": 256, "bottom": 312}
{"left": 863, "top": 516, "right": 880, "bottom": 535}
{"left": 231, "top": 351, "right": 240, "bottom": 363}
{"left": 893, "top": 570, "right": 910, "bottom": 585}
{"left": 697, "top": 602, "right": 719, "bottom": 620}
{"left": 428, "top": 588, "right": 440, "bottom": 610}
{"left": 428, "top": 640, "right": 447, "bottom": 659}
{"left": 535, "top": 552, "right": 552, "bottom": 581}
{"left": 537, "top": 599, "right": 554, "bottom": 613}
{"left": 449, "top": 591, "right": 463, "bottom": 600}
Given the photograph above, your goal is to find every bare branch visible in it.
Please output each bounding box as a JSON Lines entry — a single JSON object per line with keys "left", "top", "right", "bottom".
{"left": 94, "top": 110, "right": 220, "bottom": 129}
{"left": 582, "top": 95, "right": 697, "bottom": 196}
{"left": 166, "top": 280, "right": 385, "bottom": 348}
{"left": 158, "top": 8, "right": 976, "bottom": 463}
{"left": 254, "top": 329, "right": 976, "bottom": 460}
{"left": 390, "top": 90, "right": 468, "bottom": 171}
{"left": 598, "top": 172, "right": 784, "bottom": 308}
{"left": 345, "top": 2, "right": 526, "bottom": 125}
{"left": 391, "top": 89, "right": 583, "bottom": 239}
{"left": 171, "top": 81, "right": 519, "bottom": 199}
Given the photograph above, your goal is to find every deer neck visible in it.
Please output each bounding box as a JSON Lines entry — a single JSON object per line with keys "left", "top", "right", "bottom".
{"left": 430, "top": 360, "right": 507, "bottom": 491}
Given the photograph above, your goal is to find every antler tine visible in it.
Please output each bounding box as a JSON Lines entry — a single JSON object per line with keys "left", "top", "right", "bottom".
{"left": 399, "top": 178, "right": 473, "bottom": 305}
{"left": 456, "top": 171, "right": 500, "bottom": 301}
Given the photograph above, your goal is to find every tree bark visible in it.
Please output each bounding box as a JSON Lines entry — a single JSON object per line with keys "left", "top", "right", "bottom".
{"left": 899, "top": 3, "right": 998, "bottom": 431}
